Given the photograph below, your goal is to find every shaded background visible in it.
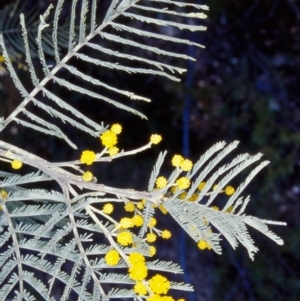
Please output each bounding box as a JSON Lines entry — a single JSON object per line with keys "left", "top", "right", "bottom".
{"left": 0, "top": 0, "right": 299, "bottom": 300}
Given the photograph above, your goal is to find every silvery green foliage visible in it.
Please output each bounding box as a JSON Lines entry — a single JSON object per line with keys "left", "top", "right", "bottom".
{"left": 0, "top": 0, "right": 69, "bottom": 60}
{"left": 0, "top": 1, "right": 285, "bottom": 300}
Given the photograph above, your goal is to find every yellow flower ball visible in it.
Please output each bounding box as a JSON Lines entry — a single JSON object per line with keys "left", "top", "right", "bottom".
{"left": 82, "top": 171, "right": 93, "bottom": 182}
{"left": 0, "top": 189, "right": 8, "bottom": 200}
{"left": 148, "top": 217, "right": 157, "bottom": 228}
{"left": 103, "top": 203, "right": 113, "bottom": 214}
{"left": 149, "top": 274, "right": 170, "bottom": 295}
{"left": 80, "top": 150, "right": 96, "bottom": 165}
{"left": 156, "top": 176, "right": 167, "bottom": 189}
{"left": 105, "top": 250, "right": 120, "bottom": 266}
{"left": 120, "top": 217, "right": 134, "bottom": 229}
{"left": 128, "top": 252, "right": 145, "bottom": 265}
{"left": 124, "top": 202, "right": 135, "bottom": 212}
{"left": 225, "top": 185, "right": 235, "bottom": 196}
{"left": 129, "top": 263, "right": 148, "bottom": 280}
{"left": 111, "top": 123, "right": 122, "bottom": 134}
{"left": 117, "top": 231, "right": 132, "bottom": 246}
{"left": 150, "top": 134, "right": 162, "bottom": 144}
{"left": 161, "top": 230, "right": 171, "bottom": 239}
{"left": 134, "top": 281, "right": 148, "bottom": 295}
{"left": 149, "top": 246, "right": 156, "bottom": 256}
{"left": 171, "top": 154, "right": 184, "bottom": 167}
{"left": 146, "top": 233, "right": 157, "bottom": 243}
{"left": 100, "top": 130, "right": 117, "bottom": 148}
{"left": 11, "top": 159, "right": 22, "bottom": 170}
{"left": 108, "top": 146, "right": 119, "bottom": 156}
{"left": 197, "top": 240, "right": 207, "bottom": 250}
{"left": 180, "top": 159, "right": 193, "bottom": 172}
{"left": 133, "top": 215, "right": 144, "bottom": 227}
{"left": 176, "top": 177, "right": 190, "bottom": 190}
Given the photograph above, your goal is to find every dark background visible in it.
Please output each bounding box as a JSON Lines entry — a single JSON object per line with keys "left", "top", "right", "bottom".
{"left": 0, "top": 0, "right": 299, "bottom": 300}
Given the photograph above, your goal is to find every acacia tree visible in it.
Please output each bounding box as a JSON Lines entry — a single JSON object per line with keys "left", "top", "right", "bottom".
{"left": 0, "top": 1, "right": 286, "bottom": 300}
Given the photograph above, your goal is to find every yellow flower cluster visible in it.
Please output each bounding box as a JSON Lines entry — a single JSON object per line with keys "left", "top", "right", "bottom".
{"left": 128, "top": 252, "right": 148, "bottom": 281}
{"left": 79, "top": 124, "right": 122, "bottom": 182}
{"left": 100, "top": 123, "right": 122, "bottom": 155}
{"left": 171, "top": 154, "right": 193, "bottom": 171}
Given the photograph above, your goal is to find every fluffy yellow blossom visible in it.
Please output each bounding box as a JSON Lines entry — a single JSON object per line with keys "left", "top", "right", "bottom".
{"left": 149, "top": 274, "right": 170, "bottom": 295}
{"left": 148, "top": 217, "right": 157, "bottom": 228}
{"left": 100, "top": 130, "right": 117, "bottom": 148}
{"left": 117, "top": 231, "right": 132, "bottom": 246}
{"left": 146, "top": 233, "right": 157, "bottom": 243}
{"left": 103, "top": 203, "right": 113, "bottom": 214}
{"left": 111, "top": 123, "right": 122, "bottom": 134}
{"left": 134, "top": 281, "right": 148, "bottom": 295}
{"left": 11, "top": 159, "right": 22, "bottom": 169}
{"left": 161, "top": 230, "right": 171, "bottom": 239}
{"left": 108, "top": 146, "right": 119, "bottom": 156}
{"left": 82, "top": 171, "right": 93, "bottom": 182}
{"left": 129, "top": 263, "right": 148, "bottom": 280}
{"left": 124, "top": 202, "right": 135, "bottom": 212}
{"left": 120, "top": 217, "right": 134, "bottom": 229}
{"left": 176, "top": 177, "right": 190, "bottom": 190}
{"left": 197, "top": 240, "right": 207, "bottom": 250}
{"left": 129, "top": 252, "right": 145, "bottom": 265}
{"left": 149, "top": 246, "right": 156, "bottom": 256}
{"left": 80, "top": 150, "right": 96, "bottom": 165}
{"left": 211, "top": 206, "right": 219, "bottom": 211}
{"left": 0, "top": 190, "right": 8, "bottom": 200}
{"left": 137, "top": 201, "right": 144, "bottom": 210}
{"left": 213, "top": 184, "right": 219, "bottom": 190}
{"left": 150, "top": 134, "right": 162, "bottom": 144}
{"left": 197, "top": 239, "right": 211, "bottom": 250}
{"left": 198, "top": 182, "right": 206, "bottom": 191}
{"left": 225, "top": 185, "right": 235, "bottom": 196}
{"left": 133, "top": 215, "right": 144, "bottom": 227}
{"left": 156, "top": 176, "right": 167, "bottom": 189}
{"left": 105, "top": 250, "right": 120, "bottom": 266}
{"left": 171, "top": 154, "right": 184, "bottom": 167}
{"left": 180, "top": 159, "right": 193, "bottom": 172}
